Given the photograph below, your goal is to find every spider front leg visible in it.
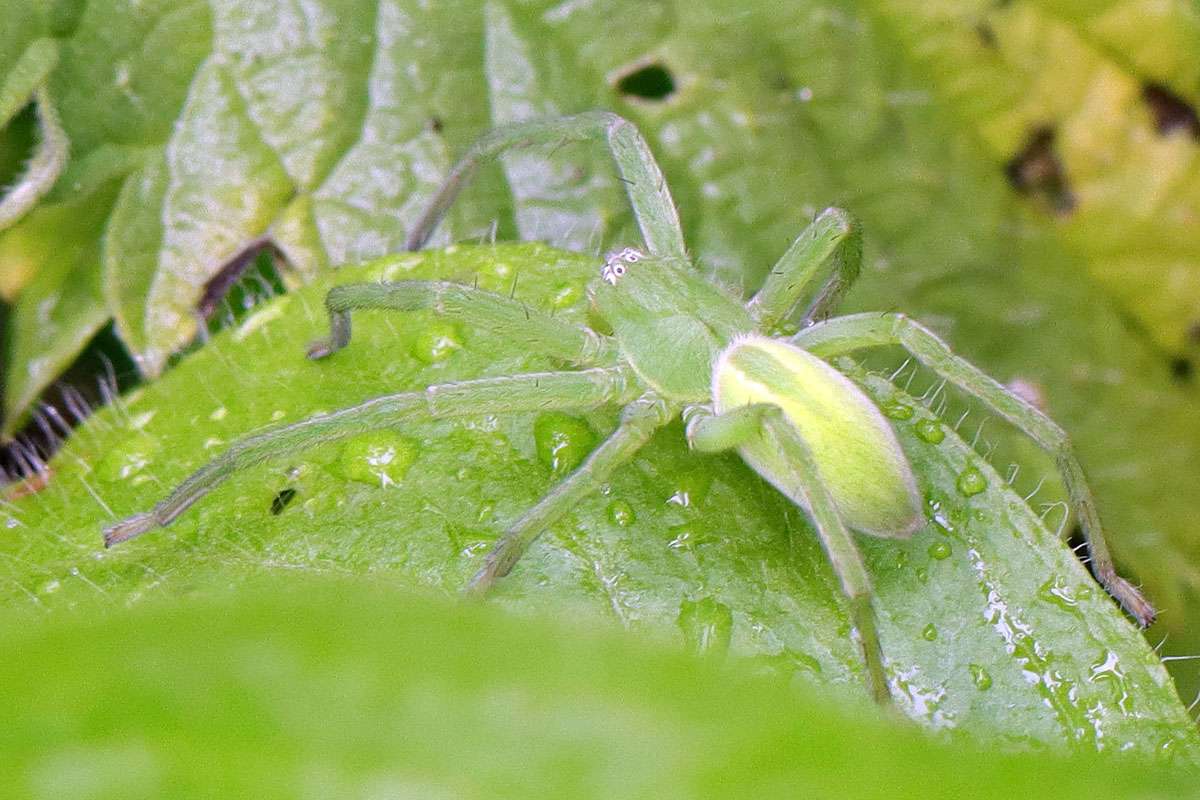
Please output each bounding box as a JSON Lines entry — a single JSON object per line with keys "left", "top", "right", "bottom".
{"left": 306, "top": 280, "right": 613, "bottom": 365}
{"left": 103, "top": 367, "right": 640, "bottom": 547}
{"left": 746, "top": 208, "right": 863, "bottom": 332}
{"left": 793, "top": 312, "right": 1156, "bottom": 627}
{"left": 468, "top": 393, "right": 674, "bottom": 595}
{"left": 406, "top": 111, "right": 687, "bottom": 259}
{"left": 685, "top": 403, "right": 891, "bottom": 703}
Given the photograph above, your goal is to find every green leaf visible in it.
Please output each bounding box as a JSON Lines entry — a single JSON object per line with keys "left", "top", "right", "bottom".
{"left": 3, "top": 244, "right": 1196, "bottom": 757}
{"left": 1, "top": 576, "right": 1196, "bottom": 797}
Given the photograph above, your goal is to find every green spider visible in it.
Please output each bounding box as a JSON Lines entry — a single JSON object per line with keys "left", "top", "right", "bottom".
{"left": 103, "top": 111, "right": 1153, "bottom": 702}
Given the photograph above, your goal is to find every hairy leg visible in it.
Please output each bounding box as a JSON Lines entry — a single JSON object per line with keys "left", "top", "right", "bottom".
{"left": 685, "top": 403, "right": 890, "bottom": 703}
{"left": 406, "top": 111, "right": 687, "bottom": 259}
{"left": 104, "top": 367, "right": 640, "bottom": 547}
{"left": 746, "top": 208, "right": 862, "bottom": 332}
{"left": 793, "top": 312, "right": 1155, "bottom": 627}
{"left": 467, "top": 393, "right": 674, "bottom": 595}
{"left": 307, "top": 280, "right": 614, "bottom": 365}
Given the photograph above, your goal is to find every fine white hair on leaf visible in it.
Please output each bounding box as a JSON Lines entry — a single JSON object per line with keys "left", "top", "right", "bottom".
{"left": 1038, "top": 501, "right": 1070, "bottom": 537}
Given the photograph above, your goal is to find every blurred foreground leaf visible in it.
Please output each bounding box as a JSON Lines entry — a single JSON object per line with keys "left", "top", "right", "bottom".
{"left": 2, "top": 576, "right": 1197, "bottom": 798}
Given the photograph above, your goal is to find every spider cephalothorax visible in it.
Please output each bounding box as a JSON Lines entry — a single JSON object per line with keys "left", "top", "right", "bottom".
{"left": 102, "top": 111, "right": 1153, "bottom": 703}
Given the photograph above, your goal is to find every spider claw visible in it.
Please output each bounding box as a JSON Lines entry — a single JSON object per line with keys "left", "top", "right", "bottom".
{"left": 465, "top": 561, "right": 499, "bottom": 598}
{"left": 1112, "top": 577, "right": 1157, "bottom": 629}
{"left": 103, "top": 512, "right": 160, "bottom": 548}
{"left": 306, "top": 340, "right": 334, "bottom": 360}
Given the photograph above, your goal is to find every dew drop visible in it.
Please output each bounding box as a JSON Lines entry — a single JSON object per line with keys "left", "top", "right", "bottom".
{"left": 956, "top": 466, "right": 987, "bottom": 496}
{"left": 1088, "top": 651, "right": 1134, "bottom": 713}
{"left": 667, "top": 523, "right": 709, "bottom": 550}
{"left": 921, "top": 623, "right": 938, "bottom": 641}
{"left": 95, "top": 432, "right": 162, "bottom": 482}
{"left": 5, "top": 517, "right": 18, "bottom": 529}
{"left": 208, "top": 406, "right": 228, "bottom": 422}
{"left": 915, "top": 567, "right": 929, "bottom": 584}
{"left": 668, "top": 470, "right": 712, "bottom": 508}
{"left": 882, "top": 400, "right": 915, "bottom": 420}
{"left": 411, "top": 321, "right": 463, "bottom": 363}
{"left": 1038, "top": 574, "right": 1083, "bottom": 615}
{"left": 914, "top": 418, "right": 944, "bottom": 443}
{"left": 677, "top": 596, "right": 733, "bottom": 657}
{"left": 606, "top": 499, "right": 636, "bottom": 527}
{"left": 969, "top": 663, "right": 993, "bottom": 690}
{"left": 334, "top": 432, "right": 419, "bottom": 487}
{"left": 928, "top": 541, "right": 952, "bottom": 560}
{"left": 533, "top": 412, "right": 596, "bottom": 476}
{"left": 550, "top": 283, "right": 581, "bottom": 309}
{"left": 38, "top": 579, "right": 60, "bottom": 595}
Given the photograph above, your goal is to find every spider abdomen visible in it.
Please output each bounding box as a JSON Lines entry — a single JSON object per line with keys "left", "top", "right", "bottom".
{"left": 713, "top": 335, "right": 924, "bottom": 539}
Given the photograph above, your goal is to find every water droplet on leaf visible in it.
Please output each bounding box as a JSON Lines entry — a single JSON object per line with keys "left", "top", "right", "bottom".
{"left": 928, "top": 541, "right": 952, "bottom": 560}
{"left": 956, "top": 466, "right": 987, "bottom": 496}
{"left": 668, "top": 469, "right": 712, "bottom": 508}
{"left": 1038, "top": 574, "right": 1083, "bottom": 615}
{"left": 606, "top": 499, "right": 636, "bottom": 527}
{"left": 882, "top": 400, "right": 915, "bottom": 420}
{"left": 550, "top": 283, "right": 581, "bottom": 309}
{"left": 915, "top": 418, "right": 944, "bottom": 443}
{"left": 667, "top": 523, "right": 710, "bottom": 550}
{"left": 921, "top": 623, "right": 938, "bottom": 641}
{"left": 969, "top": 664, "right": 993, "bottom": 690}
{"left": 411, "top": 321, "right": 463, "bottom": 363}
{"left": 334, "top": 432, "right": 418, "bottom": 486}
{"left": 96, "top": 432, "right": 161, "bottom": 482}
{"left": 533, "top": 412, "right": 595, "bottom": 476}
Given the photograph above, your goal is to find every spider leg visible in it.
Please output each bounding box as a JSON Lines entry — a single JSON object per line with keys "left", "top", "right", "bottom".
{"left": 685, "top": 403, "right": 890, "bottom": 703}
{"left": 406, "top": 111, "right": 687, "bottom": 259}
{"left": 103, "top": 367, "right": 640, "bottom": 547}
{"left": 467, "top": 393, "right": 674, "bottom": 594}
{"left": 307, "top": 280, "right": 614, "bottom": 365}
{"left": 793, "top": 312, "right": 1156, "bottom": 627}
{"left": 746, "top": 208, "right": 862, "bottom": 332}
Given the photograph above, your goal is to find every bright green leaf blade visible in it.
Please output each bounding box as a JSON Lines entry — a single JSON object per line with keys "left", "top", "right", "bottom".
{"left": 3, "top": 244, "right": 1196, "bottom": 757}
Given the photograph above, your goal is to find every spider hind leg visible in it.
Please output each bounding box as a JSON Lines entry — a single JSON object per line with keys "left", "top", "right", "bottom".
{"left": 793, "top": 312, "right": 1156, "bottom": 627}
